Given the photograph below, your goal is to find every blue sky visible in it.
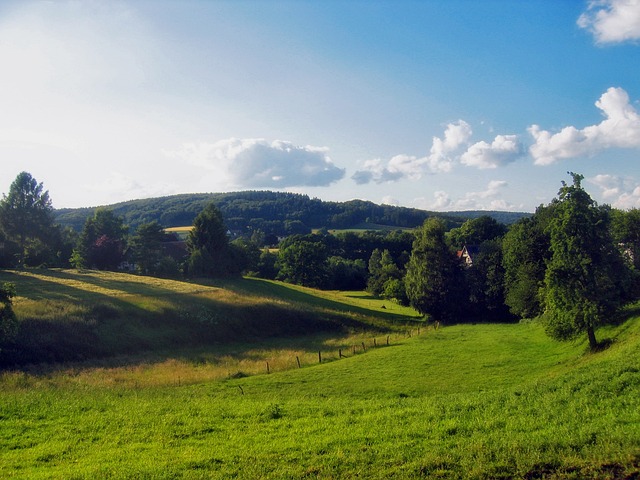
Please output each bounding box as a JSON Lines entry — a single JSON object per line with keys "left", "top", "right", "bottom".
{"left": 1, "top": 0, "right": 639, "bottom": 212}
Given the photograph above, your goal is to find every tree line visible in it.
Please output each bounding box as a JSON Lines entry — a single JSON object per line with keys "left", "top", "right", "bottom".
{"left": 1, "top": 171, "right": 639, "bottom": 351}
{"left": 54, "top": 190, "right": 528, "bottom": 236}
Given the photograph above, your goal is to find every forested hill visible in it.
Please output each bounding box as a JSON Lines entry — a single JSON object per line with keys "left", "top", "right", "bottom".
{"left": 54, "top": 191, "right": 530, "bottom": 234}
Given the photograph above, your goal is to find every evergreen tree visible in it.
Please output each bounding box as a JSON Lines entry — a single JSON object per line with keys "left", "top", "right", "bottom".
{"left": 129, "top": 221, "right": 168, "bottom": 275}
{"left": 0, "top": 172, "right": 54, "bottom": 267}
{"left": 186, "top": 203, "right": 237, "bottom": 277}
{"left": 405, "top": 218, "right": 463, "bottom": 322}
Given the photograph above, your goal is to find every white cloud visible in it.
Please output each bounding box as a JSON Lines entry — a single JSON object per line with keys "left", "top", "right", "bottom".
{"left": 84, "top": 172, "right": 179, "bottom": 206}
{"left": 427, "top": 120, "right": 473, "bottom": 173}
{"left": 381, "top": 196, "right": 400, "bottom": 206}
{"left": 589, "top": 174, "right": 640, "bottom": 208}
{"left": 460, "top": 134, "right": 523, "bottom": 169}
{"left": 168, "top": 138, "right": 345, "bottom": 188}
{"left": 351, "top": 120, "right": 473, "bottom": 184}
{"left": 417, "top": 180, "right": 513, "bottom": 211}
{"left": 578, "top": 0, "right": 640, "bottom": 44}
{"left": 529, "top": 87, "right": 640, "bottom": 165}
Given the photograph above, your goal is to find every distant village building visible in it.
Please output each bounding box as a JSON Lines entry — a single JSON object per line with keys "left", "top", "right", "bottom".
{"left": 456, "top": 245, "right": 479, "bottom": 267}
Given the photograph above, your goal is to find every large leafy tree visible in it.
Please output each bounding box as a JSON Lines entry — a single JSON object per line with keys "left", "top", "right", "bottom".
{"left": 73, "top": 209, "right": 128, "bottom": 270}
{"left": 186, "top": 202, "right": 240, "bottom": 277}
{"left": 0, "top": 172, "right": 54, "bottom": 267}
{"left": 611, "top": 208, "right": 640, "bottom": 271}
{"left": 367, "top": 248, "right": 404, "bottom": 300}
{"left": 543, "top": 173, "right": 631, "bottom": 350}
{"left": 277, "top": 239, "right": 328, "bottom": 288}
{"left": 405, "top": 217, "right": 463, "bottom": 322}
{"left": 447, "top": 215, "right": 507, "bottom": 248}
{"left": 501, "top": 206, "right": 554, "bottom": 318}
{"left": 464, "top": 239, "right": 509, "bottom": 319}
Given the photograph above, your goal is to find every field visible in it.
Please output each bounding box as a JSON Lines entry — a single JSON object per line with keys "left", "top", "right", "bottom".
{"left": 0, "top": 270, "right": 639, "bottom": 479}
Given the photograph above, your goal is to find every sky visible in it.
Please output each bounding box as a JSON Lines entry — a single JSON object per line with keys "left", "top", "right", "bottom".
{"left": 1, "top": 0, "right": 640, "bottom": 212}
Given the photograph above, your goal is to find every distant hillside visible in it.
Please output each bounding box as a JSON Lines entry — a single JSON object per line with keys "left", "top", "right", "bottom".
{"left": 54, "top": 191, "right": 531, "bottom": 235}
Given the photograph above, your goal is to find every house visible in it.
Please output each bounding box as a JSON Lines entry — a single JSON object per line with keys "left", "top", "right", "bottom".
{"left": 456, "top": 245, "right": 479, "bottom": 267}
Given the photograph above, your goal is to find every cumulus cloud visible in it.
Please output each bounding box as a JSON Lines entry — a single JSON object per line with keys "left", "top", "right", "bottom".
{"left": 416, "top": 180, "right": 514, "bottom": 211}
{"left": 351, "top": 121, "right": 472, "bottom": 184}
{"left": 427, "top": 120, "right": 474, "bottom": 172}
{"left": 529, "top": 87, "right": 640, "bottom": 165}
{"left": 460, "top": 134, "right": 524, "bottom": 169}
{"left": 169, "top": 138, "right": 345, "bottom": 188}
{"left": 578, "top": 0, "right": 640, "bottom": 44}
{"left": 589, "top": 174, "right": 640, "bottom": 208}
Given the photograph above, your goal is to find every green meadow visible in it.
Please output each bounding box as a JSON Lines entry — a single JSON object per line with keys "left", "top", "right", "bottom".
{"left": 0, "top": 270, "right": 639, "bottom": 479}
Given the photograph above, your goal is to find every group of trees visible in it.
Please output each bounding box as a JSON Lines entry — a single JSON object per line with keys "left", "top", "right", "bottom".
{"left": 2, "top": 171, "right": 639, "bottom": 350}
{"left": 405, "top": 173, "right": 639, "bottom": 350}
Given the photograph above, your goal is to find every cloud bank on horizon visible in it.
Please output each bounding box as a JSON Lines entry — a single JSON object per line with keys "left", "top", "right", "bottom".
{"left": 0, "top": 0, "right": 639, "bottom": 211}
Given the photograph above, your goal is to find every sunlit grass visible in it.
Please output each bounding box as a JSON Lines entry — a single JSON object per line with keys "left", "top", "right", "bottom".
{"left": 0, "top": 268, "right": 638, "bottom": 478}
{"left": 1, "top": 316, "right": 638, "bottom": 479}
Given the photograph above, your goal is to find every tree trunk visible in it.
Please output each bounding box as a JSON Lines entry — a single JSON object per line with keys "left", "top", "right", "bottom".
{"left": 587, "top": 325, "right": 598, "bottom": 351}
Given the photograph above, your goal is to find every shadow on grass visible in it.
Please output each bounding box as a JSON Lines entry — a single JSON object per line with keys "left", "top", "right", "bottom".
{"left": 0, "top": 269, "right": 416, "bottom": 371}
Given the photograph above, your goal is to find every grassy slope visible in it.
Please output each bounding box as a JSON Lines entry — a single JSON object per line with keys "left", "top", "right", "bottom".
{"left": 0, "top": 269, "right": 416, "bottom": 367}
{"left": 0, "top": 270, "right": 639, "bottom": 479}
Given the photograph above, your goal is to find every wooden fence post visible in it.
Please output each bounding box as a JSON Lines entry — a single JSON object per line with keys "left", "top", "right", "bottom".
{"left": 266, "top": 361, "right": 270, "bottom": 374}
{"left": 318, "top": 351, "right": 322, "bottom": 363}
{"left": 296, "top": 356, "right": 301, "bottom": 368}
{"left": 361, "top": 341, "right": 366, "bottom": 352}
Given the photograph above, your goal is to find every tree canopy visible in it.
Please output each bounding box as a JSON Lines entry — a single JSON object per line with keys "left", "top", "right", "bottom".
{"left": 405, "top": 218, "right": 463, "bottom": 322}
{"left": 0, "top": 172, "right": 54, "bottom": 267}
{"left": 543, "top": 173, "right": 631, "bottom": 350}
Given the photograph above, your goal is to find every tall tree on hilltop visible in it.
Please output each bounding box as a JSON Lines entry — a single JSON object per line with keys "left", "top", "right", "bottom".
{"left": 543, "top": 173, "right": 632, "bottom": 351}
{"left": 0, "top": 172, "right": 54, "bottom": 267}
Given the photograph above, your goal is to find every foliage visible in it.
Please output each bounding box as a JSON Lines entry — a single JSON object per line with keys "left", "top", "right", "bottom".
{"left": 501, "top": 209, "right": 553, "bottom": 318}
{"left": 447, "top": 215, "right": 507, "bottom": 248}
{"left": 72, "top": 209, "right": 128, "bottom": 270}
{"left": 367, "top": 248, "right": 406, "bottom": 303}
{"left": 611, "top": 207, "right": 640, "bottom": 271}
{"left": 186, "top": 203, "right": 239, "bottom": 277}
{"left": 0, "top": 282, "right": 18, "bottom": 348}
{"left": 277, "top": 237, "right": 329, "bottom": 288}
{"left": 543, "top": 173, "right": 632, "bottom": 350}
{"left": 327, "top": 256, "right": 367, "bottom": 291}
{"left": 0, "top": 172, "right": 54, "bottom": 267}
{"left": 464, "top": 239, "right": 511, "bottom": 319}
{"left": 54, "top": 190, "right": 528, "bottom": 236}
{"left": 128, "top": 221, "right": 169, "bottom": 275}
{"left": 254, "top": 249, "right": 279, "bottom": 279}
{"left": 405, "top": 218, "right": 464, "bottom": 321}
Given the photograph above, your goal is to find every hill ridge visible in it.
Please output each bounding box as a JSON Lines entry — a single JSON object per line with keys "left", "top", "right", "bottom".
{"left": 54, "top": 190, "right": 531, "bottom": 233}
